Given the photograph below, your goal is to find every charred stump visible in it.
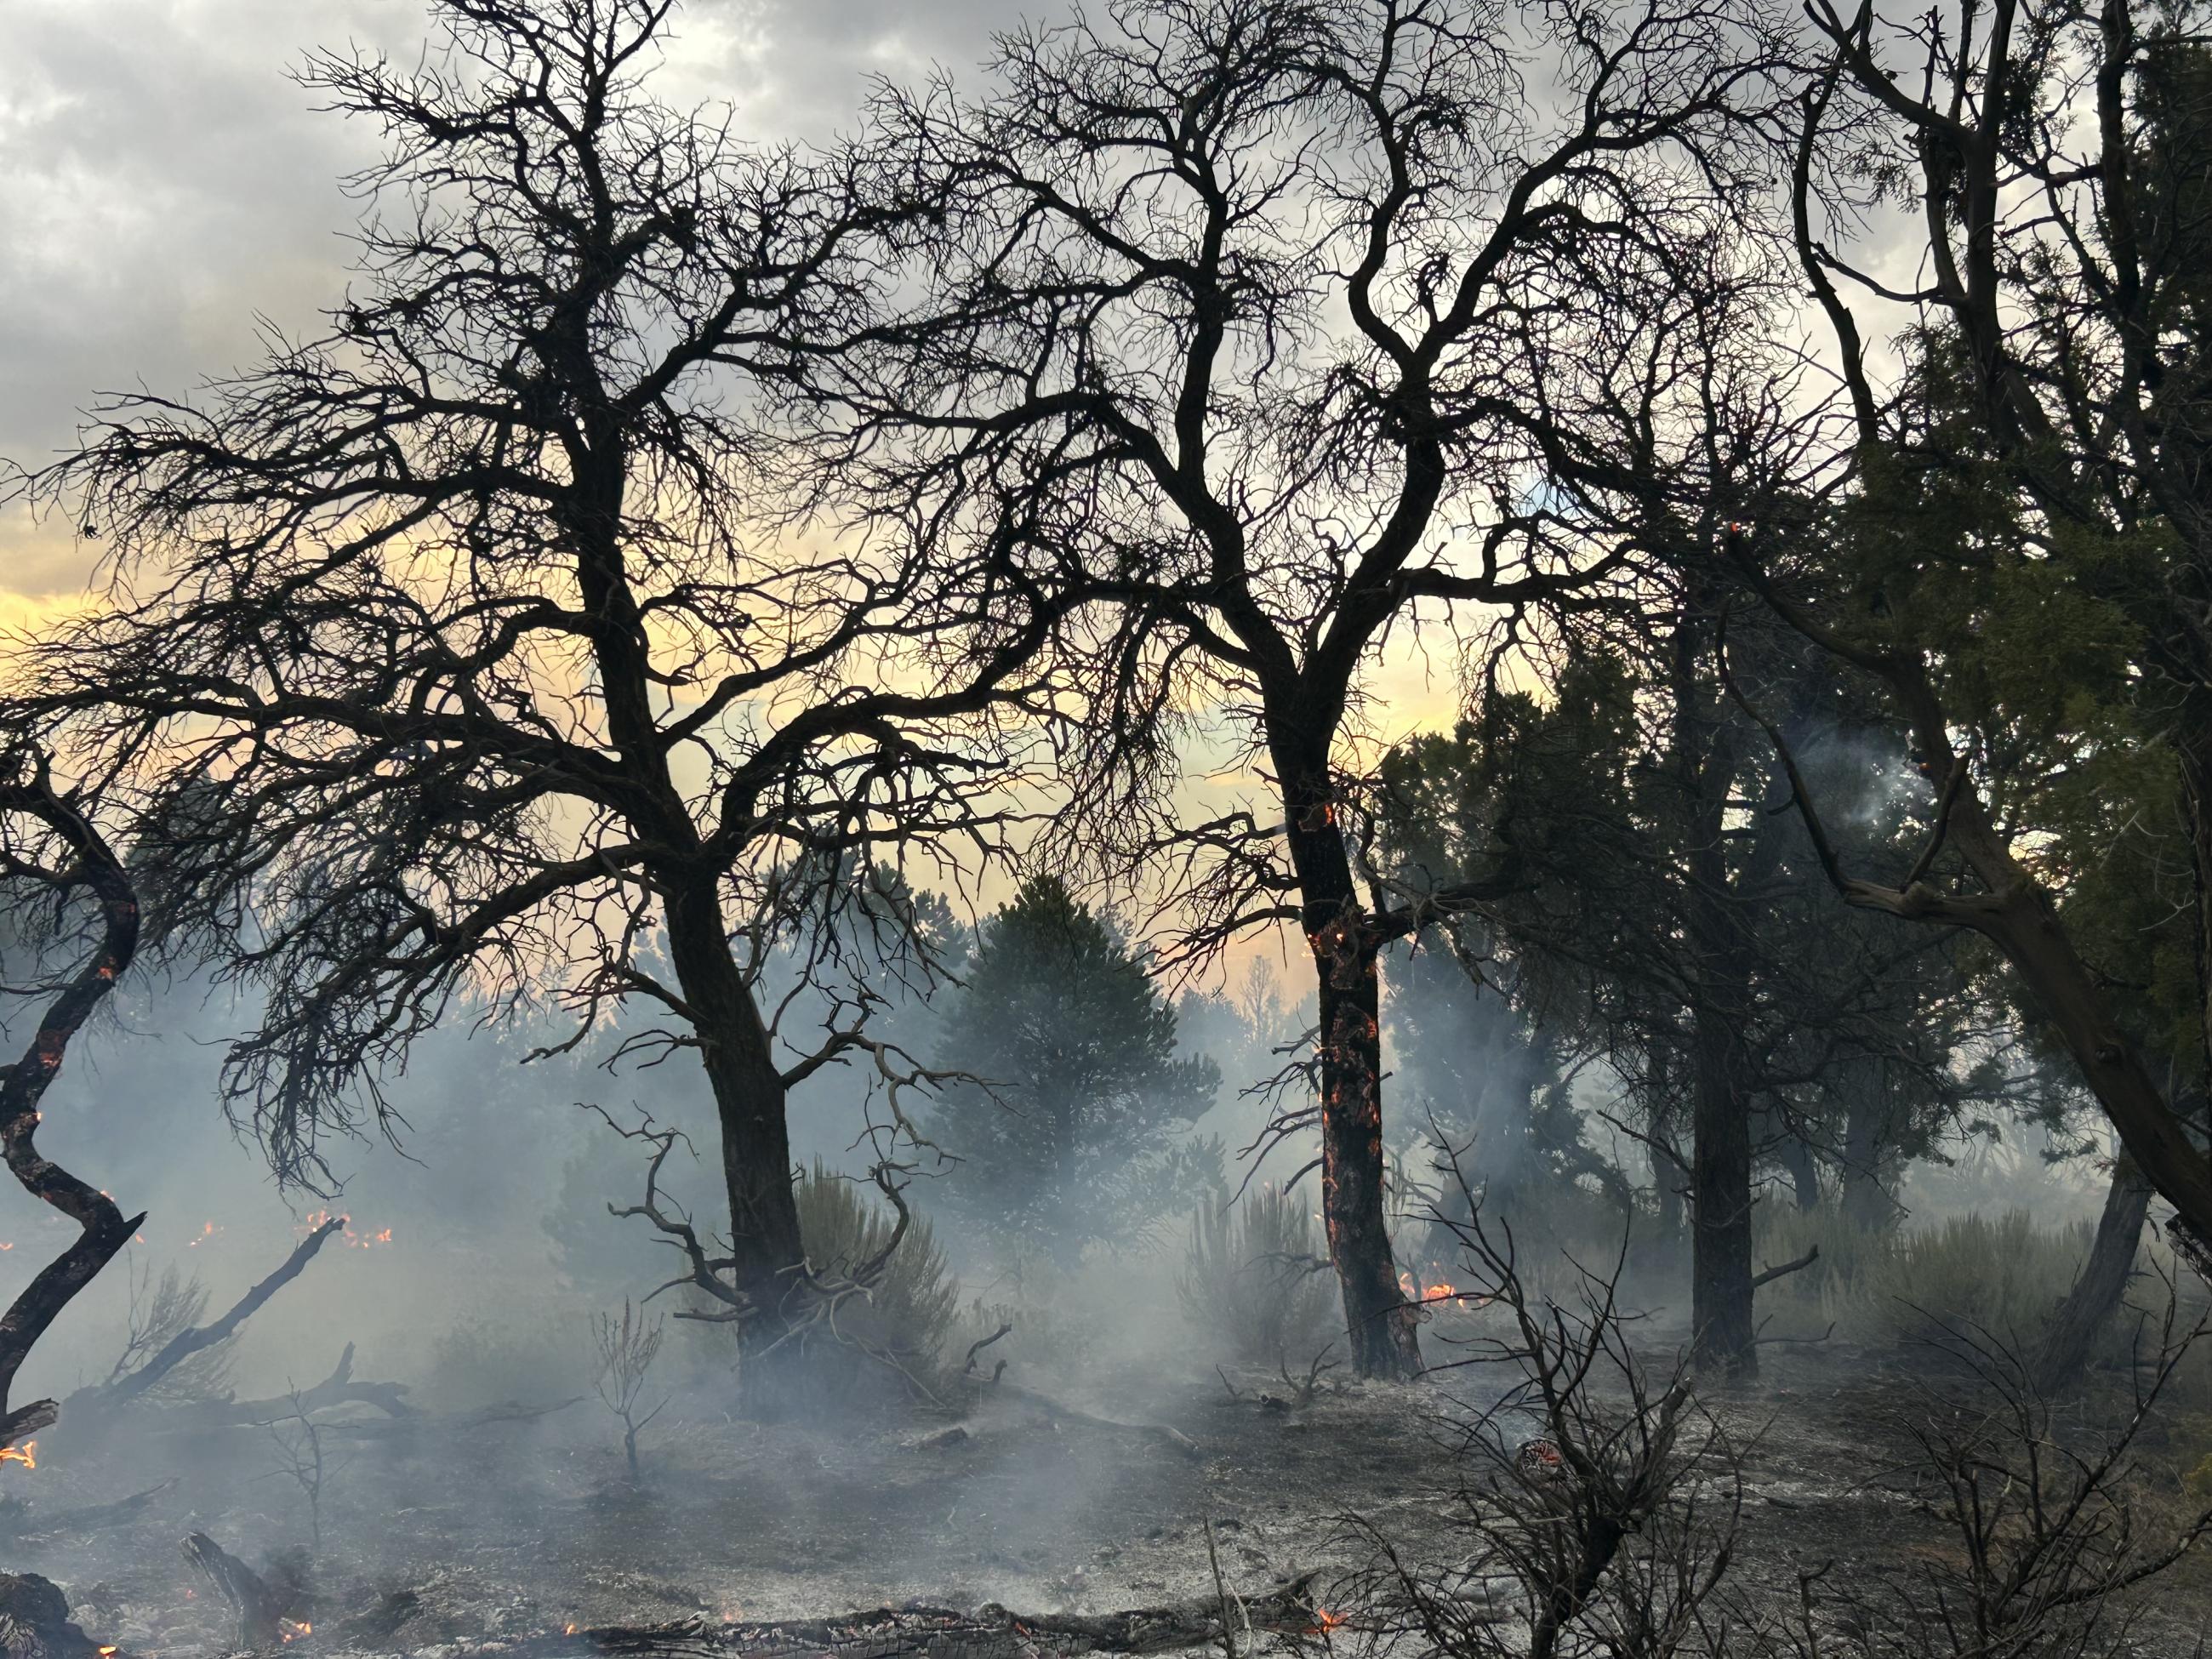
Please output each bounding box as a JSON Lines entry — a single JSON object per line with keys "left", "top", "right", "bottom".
{"left": 180, "top": 1532, "right": 282, "bottom": 1650}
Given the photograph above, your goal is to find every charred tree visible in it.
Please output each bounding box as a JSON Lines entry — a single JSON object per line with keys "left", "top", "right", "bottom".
{"left": 837, "top": 0, "right": 1789, "bottom": 1377}
{"left": 0, "top": 760, "right": 145, "bottom": 1454}
{"left": 4, "top": 0, "right": 1063, "bottom": 1365}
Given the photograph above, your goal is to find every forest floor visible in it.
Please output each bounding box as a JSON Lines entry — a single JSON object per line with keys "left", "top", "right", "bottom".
{"left": 3, "top": 1333, "right": 2208, "bottom": 1657}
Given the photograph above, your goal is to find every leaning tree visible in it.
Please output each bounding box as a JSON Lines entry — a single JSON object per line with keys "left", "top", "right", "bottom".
{"left": 825, "top": 0, "right": 1793, "bottom": 1376}
{"left": 2, "top": 0, "right": 1067, "bottom": 1362}
{"left": 1733, "top": 0, "right": 2212, "bottom": 1263}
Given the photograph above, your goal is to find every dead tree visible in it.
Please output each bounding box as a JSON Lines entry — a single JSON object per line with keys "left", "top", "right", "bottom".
{"left": 258, "top": 1382, "right": 350, "bottom": 1553}
{"left": 4, "top": 0, "right": 1070, "bottom": 1364}
{"left": 836, "top": 0, "right": 1794, "bottom": 1377}
{"left": 0, "top": 757, "right": 145, "bottom": 1456}
{"left": 592, "top": 1298, "right": 668, "bottom": 1483}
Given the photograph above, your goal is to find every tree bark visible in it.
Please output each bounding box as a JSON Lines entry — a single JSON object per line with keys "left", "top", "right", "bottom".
{"left": 2032, "top": 1153, "right": 2153, "bottom": 1394}
{"left": 1282, "top": 752, "right": 1420, "bottom": 1381}
{"left": 659, "top": 872, "right": 807, "bottom": 1348}
{"left": 1678, "top": 630, "right": 1757, "bottom": 1378}
{"left": 1839, "top": 1057, "right": 1899, "bottom": 1229}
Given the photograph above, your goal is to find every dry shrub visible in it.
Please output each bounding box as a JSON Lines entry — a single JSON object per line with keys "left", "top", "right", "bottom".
{"left": 1313, "top": 1204, "right": 1747, "bottom": 1659}
{"left": 1756, "top": 1206, "right": 2093, "bottom": 1347}
{"left": 1177, "top": 1184, "right": 1340, "bottom": 1365}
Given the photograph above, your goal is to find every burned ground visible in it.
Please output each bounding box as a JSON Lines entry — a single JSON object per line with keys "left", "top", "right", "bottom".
{"left": 3, "top": 1322, "right": 2206, "bottom": 1658}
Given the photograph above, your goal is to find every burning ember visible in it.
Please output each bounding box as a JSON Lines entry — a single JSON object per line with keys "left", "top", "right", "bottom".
{"left": 187, "top": 1220, "right": 224, "bottom": 1247}
{"left": 279, "top": 1619, "right": 313, "bottom": 1643}
{"left": 0, "top": 1441, "right": 35, "bottom": 1469}
{"left": 1310, "top": 1609, "right": 1347, "bottom": 1634}
{"left": 1398, "top": 1269, "right": 1461, "bottom": 1303}
{"left": 299, "top": 1210, "right": 395, "bottom": 1249}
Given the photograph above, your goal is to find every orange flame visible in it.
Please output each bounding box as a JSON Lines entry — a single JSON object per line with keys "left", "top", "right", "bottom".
{"left": 299, "top": 1211, "right": 395, "bottom": 1249}
{"left": 1312, "top": 1609, "right": 1346, "bottom": 1633}
{"left": 1, "top": 1441, "right": 36, "bottom": 1469}
{"left": 278, "top": 1619, "right": 312, "bottom": 1643}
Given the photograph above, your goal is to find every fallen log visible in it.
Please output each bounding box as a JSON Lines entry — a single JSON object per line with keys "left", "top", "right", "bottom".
{"left": 374, "top": 1577, "right": 1322, "bottom": 1659}
{"left": 312, "top": 1395, "right": 583, "bottom": 1440}
{"left": 0, "top": 1479, "right": 174, "bottom": 1542}
{"left": 142, "top": 1343, "right": 414, "bottom": 1436}
{"left": 980, "top": 1381, "right": 1200, "bottom": 1458}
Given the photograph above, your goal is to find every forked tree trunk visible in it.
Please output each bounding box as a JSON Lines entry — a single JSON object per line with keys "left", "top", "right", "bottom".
{"left": 2032, "top": 1153, "right": 2152, "bottom": 1394}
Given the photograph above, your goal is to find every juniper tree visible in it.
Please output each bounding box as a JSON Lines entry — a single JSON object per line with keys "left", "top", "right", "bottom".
{"left": 927, "top": 875, "right": 1220, "bottom": 1266}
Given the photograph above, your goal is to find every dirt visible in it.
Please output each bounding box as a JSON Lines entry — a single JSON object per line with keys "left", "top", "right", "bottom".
{"left": 2, "top": 1339, "right": 2207, "bottom": 1656}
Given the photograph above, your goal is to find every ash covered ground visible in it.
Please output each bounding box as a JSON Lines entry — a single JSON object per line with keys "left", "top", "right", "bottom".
{"left": 6, "top": 1313, "right": 2209, "bottom": 1657}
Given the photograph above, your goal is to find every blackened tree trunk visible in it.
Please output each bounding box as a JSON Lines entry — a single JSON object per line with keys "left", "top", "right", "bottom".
{"left": 1775, "top": 1120, "right": 1821, "bottom": 1211}
{"left": 1679, "top": 625, "right": 1758, "bottom": 1377}
{"left": 1689, "top": 1014, "right": 1756, "bottom": 1377}
{"left": 2032, "top": 1153, "right": 2152, "bottom": 1394}
{"left": 658, "top": 874, "right": 805, "bottom": 1339}
{"left": 1286, "top": 756, "right": 1421, "bottom": 1382}
{"left": 573, "top": 425, "right": 809, "bottom": 1351}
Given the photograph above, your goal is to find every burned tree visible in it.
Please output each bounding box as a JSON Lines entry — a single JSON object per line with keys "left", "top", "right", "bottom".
{"left": 591, "top": 1297, "right": 668, "bottom": 1483}
{"left": 3, "top": 0, "right": 1066, "bottom": 1363}
{"left": 835, "top": 0, "right": 1793, "bottom": 1377}
{"left": 0, "top": 758, "right": 144, "bottom": 1455}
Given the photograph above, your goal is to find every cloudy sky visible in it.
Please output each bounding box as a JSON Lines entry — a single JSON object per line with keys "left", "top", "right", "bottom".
{"left": 0, "top": 0, "right": 1029, "bottom": 614}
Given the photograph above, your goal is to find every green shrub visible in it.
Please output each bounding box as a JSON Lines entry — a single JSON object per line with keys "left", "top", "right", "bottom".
{"left": 793, "top": 1161, "right": 960, "bottom": 1389}
{"left": 1177, "top": 1184, "right": 1341, "bottom": 1365}
{"left": 1755, "top": 1205, "right": 2093, "bottom": 1347}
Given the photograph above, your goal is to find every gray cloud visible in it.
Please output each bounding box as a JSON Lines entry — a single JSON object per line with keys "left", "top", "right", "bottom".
{"left": 0, "top": 0, "right": 1028, "bottom": 599}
